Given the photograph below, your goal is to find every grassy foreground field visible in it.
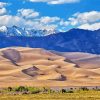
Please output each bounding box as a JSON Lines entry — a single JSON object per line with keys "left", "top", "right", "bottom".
{"left": 0, "top": 91, "right": 100, "bottom": 100}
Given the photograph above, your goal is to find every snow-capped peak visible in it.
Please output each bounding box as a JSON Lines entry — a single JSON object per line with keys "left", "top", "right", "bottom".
{"left": 0, "top": 26, "right": 7, "bottom": 32}
{"left": 0, "top": 26, "right": 58, "bottom": 37}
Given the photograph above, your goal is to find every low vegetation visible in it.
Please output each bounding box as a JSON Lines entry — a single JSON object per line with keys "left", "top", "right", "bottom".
{"left": 0, "top": 86, "right": 100, "bottom": 100}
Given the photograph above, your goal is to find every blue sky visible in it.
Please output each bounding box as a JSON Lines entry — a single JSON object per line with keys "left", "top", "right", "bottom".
{"left": 0, "top": 0, "right": 100, "bottom": 31}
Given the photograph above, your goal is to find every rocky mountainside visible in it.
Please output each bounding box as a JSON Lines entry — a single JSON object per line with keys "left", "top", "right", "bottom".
{"left": 0, "top": 26, "right": 100, "bottom": 54}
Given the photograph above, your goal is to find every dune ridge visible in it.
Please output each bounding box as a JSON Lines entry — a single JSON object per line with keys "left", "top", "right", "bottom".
{"left": 0, "top": 47, "right": 100, "bottom": 87}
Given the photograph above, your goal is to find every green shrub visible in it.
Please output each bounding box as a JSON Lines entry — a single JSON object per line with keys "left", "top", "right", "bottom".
{"left": 66, "top": 90, "right": 74, "bottom": 93}
{"left": 8, "top": 87, "right": 13, "bottom": 92}
{"left": 28, "top": 87, "right": 41, "bottom": 94}
{"left": 61, "top": 89, "right": 67, "bottom": 93}
{"left": 15, "top": 86, "right": 28, "bottom": 92}
{"left": 80, "top": 87, "right": 89, "bottom": 91}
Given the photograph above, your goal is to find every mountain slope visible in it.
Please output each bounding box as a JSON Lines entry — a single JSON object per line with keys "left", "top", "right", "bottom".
{"left": 0, "top": 27, "right": 100, "bottom": 54}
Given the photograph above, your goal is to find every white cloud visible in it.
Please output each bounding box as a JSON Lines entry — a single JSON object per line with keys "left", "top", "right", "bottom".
{"left": 0, "top": 2, "right": 60, "bottom": 31}
{"left": 60, "top": 20, "right": 69, "bottom": 26}
{"left": 0, "top": 2, "right": 7, "bottom": 8}
{"left": 0, "top": 2, "right": 11, "bottom": 16}
{"left": 29, "top": 0, "right": 80, "bottom": 4}
{"left": 40, "top": 24, "right": 57, "bottom": 31}
{"left": 1, "top": 10, "right": 100, "bottom": 31}
{"left": 69, "top": 11, "right": 100, "bottom": 25}
{"left": 48, "top": 0, "right": 80, "bottom": 4}
{"left": 0, "top": 15, "right": 26, "bottom": 27}
{"left": 78, "top": 23, "right": 100, "bottom": 31}
{"left": 0, "top": 14, "right": 59, "bottom": 31}
{"left": 0, "top": 8, "right": 7, "bottom": 15}
{"left": 24, "top": 17, "right": 58, "bottom": 30}
{"left": 18, "top": 9, "right": 39, "bottom": 19}
{"left": 40, "top": 16, "right": 60, "bottom": 24}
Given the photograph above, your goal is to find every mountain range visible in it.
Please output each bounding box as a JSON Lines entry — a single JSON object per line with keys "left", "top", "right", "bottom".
{"left": 0, "top": 26, "right": 57, "bottom": 37}
{"left": 0, "top": 26, "right": 100, "bottom": 54}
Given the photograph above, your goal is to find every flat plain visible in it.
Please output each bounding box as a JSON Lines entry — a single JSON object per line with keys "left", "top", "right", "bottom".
{"left": 0, "top": 91, "right": 100, "bottom": 100}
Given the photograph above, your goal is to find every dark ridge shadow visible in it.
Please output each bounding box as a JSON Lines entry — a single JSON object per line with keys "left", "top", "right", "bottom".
{"left": 1, "top": 49, "right": 21, "bottom": 66}
{"left": 2, "top": 55, "right": 20, "bottom": 66}
{"left": 64, "top": 58, "right": 80, "bottom": 68}
{"left": 48, "top": 75, "right": 67, "bottom": 81}
{"left": 22, "top": 66, "right": 39, "bottom": 77}
{"left": 74, "top": 64, "right": 80, "bottom": 68}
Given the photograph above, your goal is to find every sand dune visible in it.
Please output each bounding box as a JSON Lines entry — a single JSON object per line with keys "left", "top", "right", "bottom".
{"left": 53, "top": 51, "right": 100, "bottom": 69}
{"left": 0, "top": 47, "right": 100, "bottom": 87}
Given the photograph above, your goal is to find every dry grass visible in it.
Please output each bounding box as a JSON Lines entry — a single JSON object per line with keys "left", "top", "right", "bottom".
{"left": 0, "top": 91, "right": 100, "bottom": 100}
